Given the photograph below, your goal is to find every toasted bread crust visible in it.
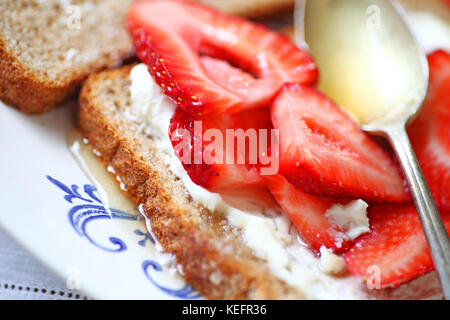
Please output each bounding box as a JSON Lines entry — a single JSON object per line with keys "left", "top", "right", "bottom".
{"left": 78, "top": 66, "right": 302, "bottom": 299}
{"left": 0, "top": 37, "right": 134, "bottom": 114}
{"left": 0, "top": 0, "right": 135, "bottom": 114}
{"left": 0, "top": 38, "right": 72, "bottom": 114}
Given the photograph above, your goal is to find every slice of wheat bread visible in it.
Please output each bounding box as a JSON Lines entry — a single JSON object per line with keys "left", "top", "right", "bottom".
{"left": 78, "top": 65, "right": 304, "bottom": 299}
{"left": 0, "top": 0, "right": 137, "bottom": 114}
{"left": 0, "top": 0, "right": 293, "bottom": 114}
{"left": 78, "top": 65, "right": 443, "bottom": 300}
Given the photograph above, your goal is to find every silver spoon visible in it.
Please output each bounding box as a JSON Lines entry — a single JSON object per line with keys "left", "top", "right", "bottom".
{"left": 295, "top": 0, "right": 450, "bottom": 298}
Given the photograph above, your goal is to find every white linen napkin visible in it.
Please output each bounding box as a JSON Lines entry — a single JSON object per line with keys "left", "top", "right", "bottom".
{"left": 0, "top": 229, "right": 89, "bottom": 300}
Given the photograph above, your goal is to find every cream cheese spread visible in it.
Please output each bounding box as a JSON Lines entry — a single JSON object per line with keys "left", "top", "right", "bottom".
{"left": 325, "top": 199, "right": 370, "bottom": 247}
{"left": 318, "top": 246, "right": 348, "bottom": 275}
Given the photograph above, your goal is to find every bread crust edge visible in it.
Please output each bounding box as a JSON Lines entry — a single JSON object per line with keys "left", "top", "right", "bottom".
{"left": 0, "top": 36, "right": 135, "bottom": 114}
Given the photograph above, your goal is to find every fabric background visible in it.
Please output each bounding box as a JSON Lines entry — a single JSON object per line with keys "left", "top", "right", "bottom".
{"left": 0, "top": 229, "right": 89, "bottom": 300}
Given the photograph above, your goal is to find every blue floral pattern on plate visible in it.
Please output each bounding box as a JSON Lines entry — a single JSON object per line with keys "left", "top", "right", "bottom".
{"left": 143, "top": 260, "right": 201, "bottom": 299}
{"left": 47, "top": 175, "right": 201, "bottom": 299}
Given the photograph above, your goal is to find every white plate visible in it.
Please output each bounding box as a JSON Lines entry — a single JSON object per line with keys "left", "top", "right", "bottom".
{"left": 0, "top": 100, "right": 202, "bottom": 300}
{"left": 0, "top": 2, "right": 448, "bottom": 300}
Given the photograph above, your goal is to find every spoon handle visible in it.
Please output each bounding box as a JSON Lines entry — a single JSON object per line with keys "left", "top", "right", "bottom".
{"left": 387, "top": 125, "right": 450, "bottom": 299}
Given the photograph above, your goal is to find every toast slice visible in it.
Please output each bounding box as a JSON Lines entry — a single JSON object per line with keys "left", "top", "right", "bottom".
{"left": 78, "top": 65, "right": 304, "bottom": 299}
{"left": 0, "top": 0, "right": 136, "bottom": 114}
{"left": 78, "top": 65, "right": 442, "bottom": 300}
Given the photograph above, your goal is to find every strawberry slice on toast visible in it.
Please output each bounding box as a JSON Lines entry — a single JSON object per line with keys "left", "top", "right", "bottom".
{"left": 127, "top": 0, "right": 317, "bottom": 116}
{"left": 345, "top": 204, "right": 450, "bottom": 288}
{"left": 169, "top": 106, "right": 278, "bottom": 211}
{"left": 264, "top": 174, "right": 355, "bottom": 253}
{"left": 271, "top": 83, "right": 409, "bottom": 202}
{"left": 408, "top": 50, "right": 450, "bottom": 212}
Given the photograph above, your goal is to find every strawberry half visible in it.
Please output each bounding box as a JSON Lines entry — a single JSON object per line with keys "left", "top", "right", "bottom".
{"left": 344, "top": 204, "right": 450, "bottom": 288}
{"left": 127, "top": 0, "right": 317, "bottom": 116}
{"left": 271, "top": 83, "right": 409, "bottom": 202}
{"left": 169, "top": 106, "right": 278, "bottom": 211}
{"left": 264, "top": 174, "right": 354, "bottom": 253}
{"left": 408, "top": 50, "right": 450, "bottom": 212}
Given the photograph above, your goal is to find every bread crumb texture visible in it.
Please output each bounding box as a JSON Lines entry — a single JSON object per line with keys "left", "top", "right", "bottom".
{"left": 78, "top": 66, "right": 304, "bottom": 299}
{"left": 0, "top": 0, "right": 135, "bottom": 113}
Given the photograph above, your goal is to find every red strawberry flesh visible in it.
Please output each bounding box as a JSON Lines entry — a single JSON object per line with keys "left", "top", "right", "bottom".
{"left": 264, "top": 174, "right": 355, "bottom": 253}
{"left": 126, "top": 0, "right": 317, "bottom": 115}
{"left": 408, "top": 50, "right": 450, "bottom": 212}
{"left": 169, "top": 106, "right": 278, "bottom": 211}
{"left": 271, "top": 83, "right": 409, "bottom": 202}
{"left": 345, "top": 204, "right": 450, "bottom": 288}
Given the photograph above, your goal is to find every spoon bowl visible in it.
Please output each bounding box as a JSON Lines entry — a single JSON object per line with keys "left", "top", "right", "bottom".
{"left": 296, "top": 0, "right": 428, "bottom": 129}
{"left": 295, "top": 0, "right": 450, "bottom": 298}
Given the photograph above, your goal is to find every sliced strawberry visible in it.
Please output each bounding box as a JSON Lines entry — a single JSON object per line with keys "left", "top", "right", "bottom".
{"left": 199, "top": 56, "right": 256, "bottom": 98}
{"left": 264, "top": 174, "right": 356, "bottom": 253}
{"left": 169, "top": 106, "right": 278, "bottom": 211}
{"left": 271, "top": 83, "right": 409, "bottom": 202}
{"left": 408, "top": 50, "right": 450, "bottom": 212}
{"left": 127, "top": 0, "right": 317, "bottom": 116}
{"left": 345, "top": 204, "right": 450, "bottom": 288}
